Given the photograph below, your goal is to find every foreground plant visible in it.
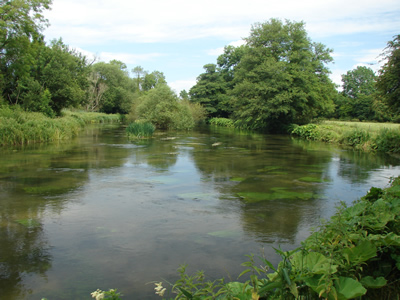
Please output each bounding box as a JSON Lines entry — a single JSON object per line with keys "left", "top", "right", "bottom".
{"left": 91, "top": 288, "right": 122, "bottom": 300}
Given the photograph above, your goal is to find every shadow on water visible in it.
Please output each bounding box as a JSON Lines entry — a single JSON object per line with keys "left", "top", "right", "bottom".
{"left": 0, "top": 124, "right": 399, "bottom": 299}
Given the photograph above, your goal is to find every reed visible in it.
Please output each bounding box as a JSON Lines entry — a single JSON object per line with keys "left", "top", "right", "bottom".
{"left": 126, "top": 121, "right": 155, "bottom": 138}
{"left": 0, "top": 107, "right": 121, "bottom": 146}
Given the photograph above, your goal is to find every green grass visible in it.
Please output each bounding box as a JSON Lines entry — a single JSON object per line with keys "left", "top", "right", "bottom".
{"left": 0, "top": 107, "right": 121, "bottom": 146}
{"left": 291, "top": 120, "right": 400, "bottom": 153}
{"left": 126, "top": 121, "right": 155, "bottom": 138}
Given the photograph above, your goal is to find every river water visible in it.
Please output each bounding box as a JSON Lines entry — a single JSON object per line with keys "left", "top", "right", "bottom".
{"left": 0, "top": 125, "right": 399, "bottom": 299}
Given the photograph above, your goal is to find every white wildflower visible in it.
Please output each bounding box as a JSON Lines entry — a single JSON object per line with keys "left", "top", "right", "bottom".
{"left": 154, "top": 282, "right": 166, "bottom": 297}
{"left": 91, "top": 289, "right": 105, "bottom": 300}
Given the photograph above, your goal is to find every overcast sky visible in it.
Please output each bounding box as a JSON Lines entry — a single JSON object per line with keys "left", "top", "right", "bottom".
{"left": 43, "top": 0, "right": 400, "bottom": 93}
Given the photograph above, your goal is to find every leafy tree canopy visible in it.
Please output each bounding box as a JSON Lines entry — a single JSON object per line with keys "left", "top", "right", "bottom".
{"left": 376, "top": 34, "right": 400, "bottom": 114}
{"left": 231, "top": 19, "right": 336, "bottom": 132}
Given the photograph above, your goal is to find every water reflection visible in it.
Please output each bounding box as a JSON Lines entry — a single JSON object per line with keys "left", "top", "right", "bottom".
{"left": 0, "top": 125, "right": 399, "bottom": 299}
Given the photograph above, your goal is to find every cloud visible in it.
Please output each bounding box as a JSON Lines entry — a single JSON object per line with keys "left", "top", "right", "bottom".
{"left": 169, "top": 79, "right": 197, "bottom": 94}
{"left": 44, "top": 0, "right": 400, "bottom": 45}
{"left": 207, "top": 40, "right": 246, "bottom": 56}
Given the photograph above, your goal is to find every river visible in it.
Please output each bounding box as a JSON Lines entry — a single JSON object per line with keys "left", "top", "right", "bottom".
{"left": 0, "top": 124, "right": 399, "bottom": 299}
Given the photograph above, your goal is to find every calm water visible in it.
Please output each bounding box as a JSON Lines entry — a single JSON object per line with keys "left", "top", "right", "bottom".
{"left": 1, "top": 125, "right": 400, "bottom": 299}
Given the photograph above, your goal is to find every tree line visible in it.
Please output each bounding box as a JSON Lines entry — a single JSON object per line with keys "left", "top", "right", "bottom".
{"left": 1, "top": 0, "right": 399, "bottom": 132}
{"left": 188, "top": 21, "right": 400, "bottom": 131}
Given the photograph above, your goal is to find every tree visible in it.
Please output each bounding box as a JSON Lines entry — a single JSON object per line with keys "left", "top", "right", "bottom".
{"left": 142, "top": 71, "right": 166, "bottom": 91}
{"left": 189, "top": 64, "right": 230, "bottom": 118}
{"left": 338, "top": 66, "right": 377, "bottom": 120}
{"left": 91, "top": 61, "right": 136, "bottom": 114}
{"left": 132, "top": 65, "right": 146, "bottom": 91}
{"left": 135, "top": 85, "right": 194, "bottom": 130}
{"left": 376, "top": 34, "right": 400, "bottom": 115}
{"left": 0, "top": 0, "right": 52, "bottom": 103}
{"left": 231, "top": 19, "right": 336, "bottom": 132}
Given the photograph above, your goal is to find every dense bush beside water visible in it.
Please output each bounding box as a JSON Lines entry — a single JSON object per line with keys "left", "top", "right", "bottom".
{"left": 0, "top": 107, "right": 121, "bottom": 146}
{"left": 291, "top": 121, "right": 400, "bottom": 153}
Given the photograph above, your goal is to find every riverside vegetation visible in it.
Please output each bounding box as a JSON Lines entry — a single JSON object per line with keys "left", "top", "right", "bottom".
{"left": 0, "top": 107, "right": 121, "bottom": 146}
{"left": 290, "top": 121, "right": 400, "bottom": 153}
{"left": 86, "top": 176, "right": 400, "bottom": 299}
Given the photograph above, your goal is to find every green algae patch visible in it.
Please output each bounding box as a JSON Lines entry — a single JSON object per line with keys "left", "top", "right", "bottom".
{"left": 15, "top": 218, "right": 41, "bottom": 228}
{"left": 298, "top": 176, "right": 329, "bottom": 183}
{"left": 230, "top": 177, "right": 245, "bottom": 182}
{"left": 238, "top": 188, "right": 313, "bottom": 203}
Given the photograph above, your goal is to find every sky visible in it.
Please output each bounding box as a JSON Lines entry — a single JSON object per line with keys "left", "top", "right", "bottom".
{"left": 42, "top": 0, "right": 400, "bottom": 94}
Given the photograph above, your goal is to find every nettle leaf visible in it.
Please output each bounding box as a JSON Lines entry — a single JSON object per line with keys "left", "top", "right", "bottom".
{"left": 360, "top": 276, "right": 387, "bottom": 288}
{"left": 342, "top": 240, "right": 377, "bottom": 264}
{"left": 335, "top": 277, "right": 366, "bottom": 299}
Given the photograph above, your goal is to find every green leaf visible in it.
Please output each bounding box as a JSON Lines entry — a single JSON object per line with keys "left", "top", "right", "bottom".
{"left": 360, "top": 276, "right": 387, "bottom": 288}
{"left": 178, "top": 287, "right": 193, "bottom": 299}
{"left": 335, "top": 277, "right": 366, "bottom": 299}
{"left": 342, "top": 240, "right": 377, "bottom": 264}
{"left": 291, "top": 251, "right": 337, "bottom": 274}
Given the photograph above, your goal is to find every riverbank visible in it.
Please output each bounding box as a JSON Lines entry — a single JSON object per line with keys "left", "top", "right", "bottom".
{"left": 291, "top": 120, "right": 400, "bottom": 153}
{"left": 0, "top": 107, "right": 122, "bottom": 146}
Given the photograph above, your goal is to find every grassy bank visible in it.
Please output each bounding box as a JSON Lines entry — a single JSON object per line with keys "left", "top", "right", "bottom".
{"left": 0, "top": 107, "right": 122, "bottom": 146}
{"left": 291, "top": 121, "right": 400, "bottom": 153}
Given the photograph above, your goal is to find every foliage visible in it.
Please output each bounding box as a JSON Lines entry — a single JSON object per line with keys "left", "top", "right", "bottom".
{"left": 376, "top": 34, "right": 400, "bottom": 115}
{"left": 231, "top": 19, "right": 336, "bottom": 132}
{"left": 333, "top": 66, "right": 378, "bottom": 121}
{"left": 134, "top": 85, "right": 195, "bottom": 130}
{"left": 291, "top": 121, "right": 400, "bottom": 152}
{"left": 0, "top": 107, "right": 120, "bottom": 146}
{"left": 209, "top": 117, "right": 235, "bottom": 128}
{"left": 126, "top": 121, "right": 155, "bottom": 139}
{"left": 90, "top": 60, "right": 136, "bottom": 114}
{"left": 189, "top": 64, "right": 232, "bottom": 118}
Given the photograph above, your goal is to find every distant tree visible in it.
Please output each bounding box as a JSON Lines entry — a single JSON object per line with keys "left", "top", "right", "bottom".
{"left": 135, "top": 85, "right": 194, "bottom": 130}
{"left": 142, "top": 71, "right": 167, "bottom": 91}
{"left": 179, "top": 90, "right": 190, "bottom": 101}
{"left": 231, "top": 19, "right": 336, "bottom": 131}
{"left": 338, "top": 66, "right": 376, "bottom": 120}
{"left": 376, "top": 34, "right": 400, "bottom": 115}
{"left": 92, "top": 61, "right": 136, "bottom": 114}
{"left": 132, "top": 66, "right": 146, "bottom": 91}
{"left": 189, "top": 64, "right": 230, "bottom": 118}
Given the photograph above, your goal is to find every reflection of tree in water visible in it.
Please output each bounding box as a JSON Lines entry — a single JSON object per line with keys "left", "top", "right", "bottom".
{"left": 131, "top": 137, "right": 179, "bottom": 170}
{"left": 0, "top": 205, "right": 52, "bottom": 299}
{"left": 189, "top": 131, "right": 333, "bottom": 243}
{"left": 335, "top": 151, "right": 400, "bottom": 184}
{"left": 291, "top": 137, "right": 400, "bottom": 184}
{"left": 0, "top": 127, "right": 133, "bottom": 298}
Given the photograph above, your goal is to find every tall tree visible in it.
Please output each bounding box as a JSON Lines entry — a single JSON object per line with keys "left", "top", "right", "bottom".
{"left": 376, "top": 34, "right": 400, "bottom": 115}
{"left": 0, "top": 0, "right": 52, "bottom": 104}
{"left": 338, "top": 66, "right": 377, "bottom": 120}
{"left": 231, "top": 19, "right": 336, "bottom": 132}
{"left": 189, "top": 64, "right": 230, "bottom": 118}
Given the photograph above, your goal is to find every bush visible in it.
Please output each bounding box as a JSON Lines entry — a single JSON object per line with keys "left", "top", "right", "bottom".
{"left": 209, "top": 117, "right": 235, "bottom": 128}
{"left": 374, "top": 128, "right": 400, "bottom": 153}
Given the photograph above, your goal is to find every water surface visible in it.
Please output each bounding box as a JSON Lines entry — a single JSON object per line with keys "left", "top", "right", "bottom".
{"left": 1, "top": 125, "right": 399, "bottom": 299}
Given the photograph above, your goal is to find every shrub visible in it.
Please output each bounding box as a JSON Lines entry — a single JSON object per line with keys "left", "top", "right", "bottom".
{"left": 374, "top": 128, "right": 400, "bottom": 153}
{"left": 209, "top": 117, "right": 235, "bottom": 128}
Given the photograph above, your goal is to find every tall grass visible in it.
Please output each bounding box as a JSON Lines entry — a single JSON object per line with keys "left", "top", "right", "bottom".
{"left": 126, "top": 121, "right": 155, "bottom": 139}
{"left": 0, "top": 107, "right": 121, "bottom": 146}
{"left": 291, "top": 120, "right": 400, "bottom": 152}
{"left": 209, "top": 117, "right": 235, "bottom": 128}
